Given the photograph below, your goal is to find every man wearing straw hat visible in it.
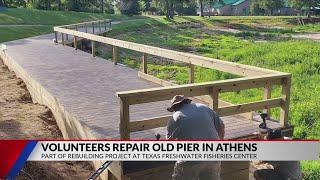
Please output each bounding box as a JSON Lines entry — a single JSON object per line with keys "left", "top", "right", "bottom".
{"left": 166, "top": 95, "right": 225, "bottom": 180}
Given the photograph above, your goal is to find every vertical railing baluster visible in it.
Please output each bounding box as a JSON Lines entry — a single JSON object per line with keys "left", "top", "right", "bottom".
{"left": 280, "top": 76, "right": 291, "bottom": 127}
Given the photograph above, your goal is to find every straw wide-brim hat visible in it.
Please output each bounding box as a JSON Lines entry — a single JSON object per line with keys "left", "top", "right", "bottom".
{"left": 167, "top": 95, "right": 192, "bottom": 112}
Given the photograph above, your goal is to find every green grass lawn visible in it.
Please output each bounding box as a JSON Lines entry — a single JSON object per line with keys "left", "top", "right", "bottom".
{"left": 107, "top": 17, "right": 320, "bottom": 140}
{"left": 102, "top": 17, "right": 320, "bottom": 179}
{"left": 0, "top": 9, "right": 318, "bottom": 178}
{"left": 0, "top": 8, "right": 145, "bottom": 43}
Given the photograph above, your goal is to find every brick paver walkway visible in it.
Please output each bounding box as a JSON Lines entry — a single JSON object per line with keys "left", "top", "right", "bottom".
{"left": 1, "top": 34, "right": 281, "bottom": 140}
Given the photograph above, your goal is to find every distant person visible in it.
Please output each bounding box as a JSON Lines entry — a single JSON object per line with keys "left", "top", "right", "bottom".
{"left": 166, "top": 95, "right": 225, "bottom": 180}
{"left": 254, "top": 129, "right": 302, "bottom": 180}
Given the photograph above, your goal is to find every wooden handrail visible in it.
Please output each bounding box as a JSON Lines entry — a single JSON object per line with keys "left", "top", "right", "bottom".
{"left": 117, "top": 73, "right": 290, "bottom": 105}
{"left": 53, "top": 20, "right": 292, "bottom": 140}
{"left": 54, "top": 24, "right": 282, "bottom": 77}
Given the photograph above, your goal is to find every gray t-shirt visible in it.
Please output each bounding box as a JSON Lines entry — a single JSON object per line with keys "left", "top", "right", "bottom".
{"left": 166, "top": 103, "right": 222, "bottom": 140}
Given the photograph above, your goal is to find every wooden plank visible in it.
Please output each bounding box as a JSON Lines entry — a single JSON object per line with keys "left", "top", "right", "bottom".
{"left": 142, "top": 53, "right": 147, "bottom": 74}
{"left": 130, "top": 115, "right": 171, "bottom": 132}
{"left": 137, "top": 72, "right": 253, "bottom": 119}
{"left": 53, "top": 26, "right": 282, "bottom": 77}
{"left": 113, "top": 46, "right": 118, "bottom": 65}
{"left": 92, "top": 41, "right": 96, "bottom": 57}
{"left": 233, "top": 126, "right": 293, "bottom": 140}
{"left": 108, "top": 161, "right": 124, "bottom": 180}
{"left": 189, "top": 64, "right": 194, "bottom": 83}
{"left": 119, "top": 98, "right": 130, "bottom": 140}
{"left": 217, "top": 98, "right": 282, "bottom": 117}
{"left": 263, "top": 85, "right": 272, "bottom": 119}
{"left": 57, "top": 19, "right": 111, "bottom": 29}
{"left": 280, "top": 76, "right": 291, "bottom": 127}
{"left": 117, "top": 73, "right": 289, "bottom": 105}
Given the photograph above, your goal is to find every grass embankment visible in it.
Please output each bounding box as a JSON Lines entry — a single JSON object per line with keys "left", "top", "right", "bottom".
{"left": 103, "top": 17, "right": 320, "bottom": 179}
{"left": 0, "top": 8, "right": 144, "bottom": 43}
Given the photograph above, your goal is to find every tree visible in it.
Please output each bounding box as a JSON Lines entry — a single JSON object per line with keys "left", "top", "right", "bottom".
{"left": 56, "top": 0, "right": 61, "bottom": 10}
{"left": 199, "top": 0, "right": 204, "bottom": 17}
{"left": 251, "top": 0, "right": 284, "bottom": 15}
{"left": 117, "top": 0, "right": 141, "bottom": 16}
{"left": 290, "top": 0, "right": 320, "bottom": 17}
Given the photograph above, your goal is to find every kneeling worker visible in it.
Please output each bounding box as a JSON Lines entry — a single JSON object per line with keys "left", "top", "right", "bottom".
{"left": 254, "top": 129, "right": 302, "bottom": 180}
{"left": 166, "top": 95, "right": 225, "bottom": 180}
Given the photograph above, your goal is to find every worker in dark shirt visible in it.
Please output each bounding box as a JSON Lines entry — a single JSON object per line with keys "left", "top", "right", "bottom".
{"left": 254, "top": 129, "right": 302, "bottom": 180}
{"left": 166, "top": 95, "right": 225, "bottom": 180}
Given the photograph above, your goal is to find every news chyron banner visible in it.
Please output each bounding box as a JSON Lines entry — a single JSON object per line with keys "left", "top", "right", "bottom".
{"left": 0, "top": 140, "right": 319, "bottom": 178}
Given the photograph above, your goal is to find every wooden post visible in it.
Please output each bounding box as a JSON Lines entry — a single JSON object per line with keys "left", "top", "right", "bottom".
{"left": 74, "top": 36, "right": 77, "bottom": 50}
{"left": 104, "top": 20, "right": 107, "bottom": 30}
{"left": 61, "top": 33, "right": 65, "bottom": 46}
{"left": 109, "top": 21, "right": 112, "bottom": 29}
{"left": 75, "top": 25, "right": 78, "bottom": 31}
{"left": 209, "top": 87, "right": 219, "bottom": 112}
{"left": 263, "top": 85, "right": 271, "bottom": 119}
{"left": 54, "top": 31, "right": 58, "bottom": 43}
{"left": 113, "top": 46, "right": 118, "bottom": 65}
{"left": 92, "top": 22, "right": 95, "bottom": 34}
{"left": 142, "top": 53, "right": 147, "bottom": 74}
{"left": 119, "top": 98, "right": 130, "bottom": 140}
{"left": 99, "top": 21, "right": 101, "bottom": 32}
{"left": 85, "top": 23, "right": 88, "bottom": 33}
{"left": 280, "top": 76, "right": 291, "bottom": 127}
{"left": 92, "top": 41, "right": 95, "bottom": 57}
{"left": 189, "top": 64, "right": 195, "bottom": 83}
{"left": 66, "top": 33, "right": 69, "bottom": 41}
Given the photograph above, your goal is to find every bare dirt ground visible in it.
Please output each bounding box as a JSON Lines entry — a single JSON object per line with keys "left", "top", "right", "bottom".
{"left": 0, "top": 59, "right": 95, "bottom": 179}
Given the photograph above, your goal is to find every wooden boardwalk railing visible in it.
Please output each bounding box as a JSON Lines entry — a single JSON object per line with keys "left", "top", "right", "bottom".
{"left": 53, "top": 19, "right": 291, "bottom": 140}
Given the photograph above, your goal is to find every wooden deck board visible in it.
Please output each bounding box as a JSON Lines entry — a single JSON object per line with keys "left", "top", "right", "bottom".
{"left": 1, "top": 34, "right": 281, "bottom": 140}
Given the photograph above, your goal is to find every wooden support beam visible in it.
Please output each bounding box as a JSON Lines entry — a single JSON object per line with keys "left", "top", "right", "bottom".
{"left": 119, "top": 98, "right": 130, "bottom": 140}
{"left": 130, "top": 115, "right": 171, "bottom": 132}
{"left": 85, "top": 23, "right": 88, "bottom": 33}
{"left": 92, "top": 41, "right": 96, "bottom": 57}
{"left": 142, "top": 53, "right": 147, "bottom": 74}
{"left": 54, "top": 31, "right": 58, "bottom": 43}
{"left": 109, "top": 21, "right": 112, "bottom": 29}
{"left": 104, "top": 20, "right": 107, "bottom": 30}
{"left": 280, "top": 76, "right": 291, "bottom": 127}
{"left": 209, "top": 87, "right": 219, "bottom": 111}
{"left": 189, "top": 64, "right": 195, "bottom": 83}
{"left": 113, "top": 46, "right": 118, "bottom": 65}
{"left": 66, "top": 33, "right": 69, "bottom": 41}
{"left": 99, "top": 21, "right": 101, "bottom": 32}
{"left": 137, "top": 71, "right": 253, "bottom": 120}
{"left": 117, "top": 74, "right": 289, "bottom": 105}
{"left": 92, "top": 22, "right": 95, "bottom": 33}
{"left": 218, "top": 98, "right": 282, "bottom": 117}
{"left": 73, "top": 36, "right": 77, "bottom": 50}
{"left": 263, "top": 85, "right": 272, "bottom": 119}
{"left": 61, "top": 33, "right": 65, "bottom": 46}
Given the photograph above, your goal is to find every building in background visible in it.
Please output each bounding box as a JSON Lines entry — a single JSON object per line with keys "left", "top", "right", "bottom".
{"left": 197, "top": 0, "right": 300, "bottom": 16}
{"left": 197, "top": 0, "right": 250, "bottom": 16}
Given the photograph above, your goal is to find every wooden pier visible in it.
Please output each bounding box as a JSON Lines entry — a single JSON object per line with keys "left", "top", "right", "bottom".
{"left": 0, "top": 19, "right": 293, "bottom": 180}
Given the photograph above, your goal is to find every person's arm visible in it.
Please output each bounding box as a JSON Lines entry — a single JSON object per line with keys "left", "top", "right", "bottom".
{"left": 166, "top": 116, "right": 181, "bottom": 140}
{"left": 217, "top": 116, "right": 225, "bottom": 140}
{"left": 211, "top": 110, "right": 225, "bottom": 140}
